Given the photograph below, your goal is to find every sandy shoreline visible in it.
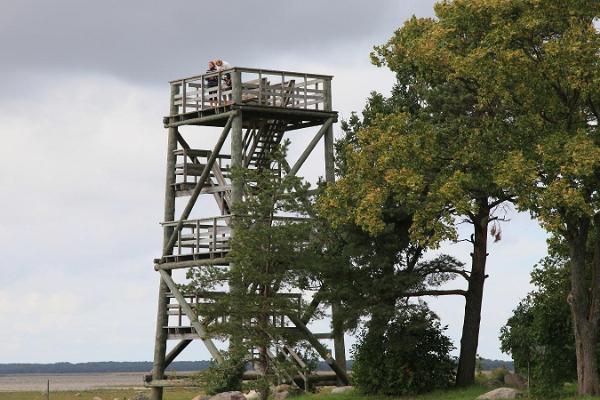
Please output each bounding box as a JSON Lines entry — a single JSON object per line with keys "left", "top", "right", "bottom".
{"left": 0, "top": 372, "right": 147, "bottom": 392}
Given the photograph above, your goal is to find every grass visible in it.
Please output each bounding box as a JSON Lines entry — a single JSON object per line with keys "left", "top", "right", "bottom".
{"left": 0, "top": 387, "right": 490, "bottom": 400}
{"left": 3, "top": 384, "right": 599, "bottom": 400}
{"left": 0, "top": 387, "right": 199, "bottom": 400}
{"left": 295, "top": 386, "right": 489, "bottom": 400}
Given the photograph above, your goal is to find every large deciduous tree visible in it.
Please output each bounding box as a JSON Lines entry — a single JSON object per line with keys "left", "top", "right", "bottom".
{"left": 327, "top": 2, "right": 600, "bottom": 391}
{"left": 412, "top": 0, "right": 600, "bottom": 394}
{"left": 321, "top": 5, "right": 521, "bottom": 386}
{"left": 482, "top": 1, "right": 600, "bottom": 394}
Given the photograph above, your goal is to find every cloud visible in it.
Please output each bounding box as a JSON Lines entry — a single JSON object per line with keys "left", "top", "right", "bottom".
{"left": 0, "top": 0, "right": 549, "bottom": 363}
{"left": 0, "top": 0, "right": 436, "bottom": 85}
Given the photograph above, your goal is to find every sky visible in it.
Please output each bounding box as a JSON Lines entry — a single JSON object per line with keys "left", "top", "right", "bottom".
{"left": 0, "top": 0, "right": 548, "bottom": 364}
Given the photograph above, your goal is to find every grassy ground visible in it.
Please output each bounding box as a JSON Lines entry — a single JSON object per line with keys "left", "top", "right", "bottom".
{"left": 0, "top": 387, "right": 199, "bottom": 400}
{"left": 3, "top": 384, "right": 598, "bottom": 400}
{"left": 0, "top": 387, "right": 489, "bottom": 400}
{"left": 297, "top": 386, "right": 489, "bottom": 400}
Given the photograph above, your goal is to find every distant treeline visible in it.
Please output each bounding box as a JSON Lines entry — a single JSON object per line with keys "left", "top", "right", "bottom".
{"left": 479, "top": 358, "right": 514, "bottom": 371}
{"left": 0, "top": 358, "right": 512, "bottom": 374}
{"left": 0, "top": 361, "right": 211, "bottom": 374}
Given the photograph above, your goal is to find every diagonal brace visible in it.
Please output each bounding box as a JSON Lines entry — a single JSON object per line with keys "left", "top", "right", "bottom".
{"left": 159, "top": 270, "right": 224, "bottom": 363}
{"left": 288, "top": 117, "right": 335, "bottom": 177}
{"left": 164, "top": 339, "right": 192, "bottom": 368}
{"left": 163, "top": 112, "right": 237, "bottom": 256}
{"left": 301, "top": 287, "right": 325, "bottom": 325}
{"left": 175, "top": 130, "right": 232, "bottom": 212}
{"left": 287, "top": 313, "right": 349, "bottom": 384}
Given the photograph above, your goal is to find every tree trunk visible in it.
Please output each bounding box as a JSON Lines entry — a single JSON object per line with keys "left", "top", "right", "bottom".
{"left": 258, "top": 343, "right": 269, "bottom": 400}
{"left": 567, "top": 218, "right": 600, "bottom": 396}
{"left": 456, "top": 203, "right": 489, "bottom": 387}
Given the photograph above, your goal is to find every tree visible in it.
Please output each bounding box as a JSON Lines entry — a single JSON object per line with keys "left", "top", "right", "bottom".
{"left": 352, "top": 302, "right": 455, "bottom": 395}
{"left": 500, "top": 251, "right": 575, "bottom": 397}
{"left": 321, "top": 6, "right": 521, "bottom": 386}
{"left": 451, "top": 1, "right": 600, "bottom": 394}
{"left": 186, "top": 144, "right": 319, "bottom": 400}
{"left": 316, "top": 94, "right": 473, "bottom": 369}
{"left": 391, "top": 1, "right": 600, "bottom": 393}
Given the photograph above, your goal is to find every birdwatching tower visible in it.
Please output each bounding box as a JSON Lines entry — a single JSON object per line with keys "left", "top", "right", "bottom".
{"left": 148, "top": 67, "right": 347, "bottom": 399}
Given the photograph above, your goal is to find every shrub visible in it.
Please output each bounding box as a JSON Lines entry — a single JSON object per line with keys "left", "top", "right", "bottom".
{"left": 194, "top": 353, "right": 246, "bottom": 395}
{"left": 351, "top": 304, "right": 455, "bottom": 395}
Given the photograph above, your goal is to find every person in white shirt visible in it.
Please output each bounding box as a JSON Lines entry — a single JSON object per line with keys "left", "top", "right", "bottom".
{"left": 215, "top": 59, "right": 232, "bottom": 102}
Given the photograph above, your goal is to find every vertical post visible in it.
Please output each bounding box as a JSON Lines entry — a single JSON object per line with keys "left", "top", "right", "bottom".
{"left": 323, "top": 77, "right": 346, "bottom": 381}
{"left": 201, "top": 76, "right": 205, "bottom": 110}
{"left": 46, "top": 379, "right": 49, "bottom": 400}
{"left": 196, "top": 220, "right": 200, "bottom": 256}
{"left": 229, "top": 69, "right": 244, "bottom": 355}
{"left": 151, "top": 83, "right": 179, "bottom": 400}
{"left": 182, "top": 79, "right": 187, "bottom": 114}
{"left": 231, "top": 69, "right": 243, "bottom": 204}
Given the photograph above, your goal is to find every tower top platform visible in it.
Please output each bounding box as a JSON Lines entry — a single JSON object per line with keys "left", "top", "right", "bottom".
{"left": 164, "top": 67, "right": 337, "bottom": 130}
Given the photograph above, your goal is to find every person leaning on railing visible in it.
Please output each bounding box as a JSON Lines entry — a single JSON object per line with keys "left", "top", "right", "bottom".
{"left": 215, "top": 59, "right": 232, "bottom": 103}
{"left": 215, "top": 59, "right": 232, "bottom": 87}
{"left": 206, "top": 60, "right": 218, "bottom": 106}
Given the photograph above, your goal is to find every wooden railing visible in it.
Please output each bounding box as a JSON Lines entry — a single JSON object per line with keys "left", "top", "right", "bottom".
{"left": 161, "top": 215, "right": 311, "bottom": 260}
{"left": 170, "top": 67, "right": 332, "bottom": 115}
{"left": 162, "top": 216, "right": 232, "bottom": 259}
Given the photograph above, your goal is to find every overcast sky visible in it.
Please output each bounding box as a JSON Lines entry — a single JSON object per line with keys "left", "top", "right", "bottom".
{"left": 0, "top": 0, "right": 548, "bottom": 364}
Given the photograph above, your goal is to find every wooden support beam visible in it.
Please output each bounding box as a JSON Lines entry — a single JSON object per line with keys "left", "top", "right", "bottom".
{"left": 288, "top": 117, "right": 335, "bottom": 177}
{"left": 152, "top": 85, "right": 179, "bottom": 400}
{"left": 164, "top": 339, "right": 192, "bottom": 368}
{"left": 323, "top": 78, "right": 347, "bottom": 381}
{"left": 232, "top": 104, "right": 336, "bottom": 120}
{"left": 287, "top": 314, "right": 349, "bottom": 385}
{"left": 145, "top": 379, "right": 197, "bottom": 388}
{"left": 165, "top": 110, "right": 237, "bottom": 128}
{"left": 159, "top": 270, "right": 223, "bottom": 363}
{"left": 154, "top": 257, "right": 230, "bottom": 271}
{"left": 163, "top": 113, "right": 236, "bottom": 256}
{"left": 301, "top": 287, "right": 324, "bottom": 325}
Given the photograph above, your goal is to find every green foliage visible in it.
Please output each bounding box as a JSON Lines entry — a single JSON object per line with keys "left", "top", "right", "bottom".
{"left": 193, "top": 353, "right": 246, "bottom": 395}
{"left": 475, "top": 367, "right": 509, "bottom": 389}
{"left": 500, "top": 253, "right": 575, "bottom": 397}
{"left": 351, "top": 304, "right": 455, "bottom": 395}
{"left": 186, "top": 143, "right": 320, "bottom": 396}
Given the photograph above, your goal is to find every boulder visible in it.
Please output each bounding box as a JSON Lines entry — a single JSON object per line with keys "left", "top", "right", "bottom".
{"left": 274, "top": 391, "right": 289, "bottom": 400}
{"left": 504, "top": 372, "right": 527, "bottom": 390}
{"left": 208, "top": 391, "right": 246, "bottom": 400}
{"left": 317, "top": 386, "right": 336, "bottom": 393}
{"left": 274, "top": 384, "right": 290, "bottom": 393}
{"left": 92, "top": 397, "right": 103, "bottom": 400}
{"left": 477, "top": 387, "right": 522, "bottom": 400}
{"left": 244, "top": 390, "right": 259, "bottom": 400}
{"left": 331, "top": 386, "right": 353, "bottom": 394}
{"left": 131, "top": 394, "right": 150, "bottom": 400}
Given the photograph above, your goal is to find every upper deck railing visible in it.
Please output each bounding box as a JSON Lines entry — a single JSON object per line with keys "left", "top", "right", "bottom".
{"left": 170, "top": 67, "right": 332, "bottom": 115}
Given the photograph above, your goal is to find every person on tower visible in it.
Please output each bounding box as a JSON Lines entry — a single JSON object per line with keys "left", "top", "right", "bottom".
{"left": 215, "top": 59, "right": 232, "bottom": 103}
{"left": 206, "top": 60, "right": 218, "bottom": 106}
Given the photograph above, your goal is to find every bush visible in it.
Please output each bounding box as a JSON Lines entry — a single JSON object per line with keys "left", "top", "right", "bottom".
{"left": 194, "top": 353, "right": 246, "bottom": 395}
{"left": 476, "top": 367, "right": 509, "bottom": 388}
{"left": 500, "top": 256, "right": 575, "bottom": 397}
{"left": 351, "top": 304, "right": 455, "bottom": 395}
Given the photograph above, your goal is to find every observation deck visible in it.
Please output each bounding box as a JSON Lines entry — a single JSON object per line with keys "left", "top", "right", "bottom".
{"left": 163, "top": 67, "right": 337, "bottom": 130}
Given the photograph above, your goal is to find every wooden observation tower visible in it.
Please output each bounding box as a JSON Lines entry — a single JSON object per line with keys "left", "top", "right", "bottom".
{"left": 148, "top": 67, "right": 347, "bottom": 399}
